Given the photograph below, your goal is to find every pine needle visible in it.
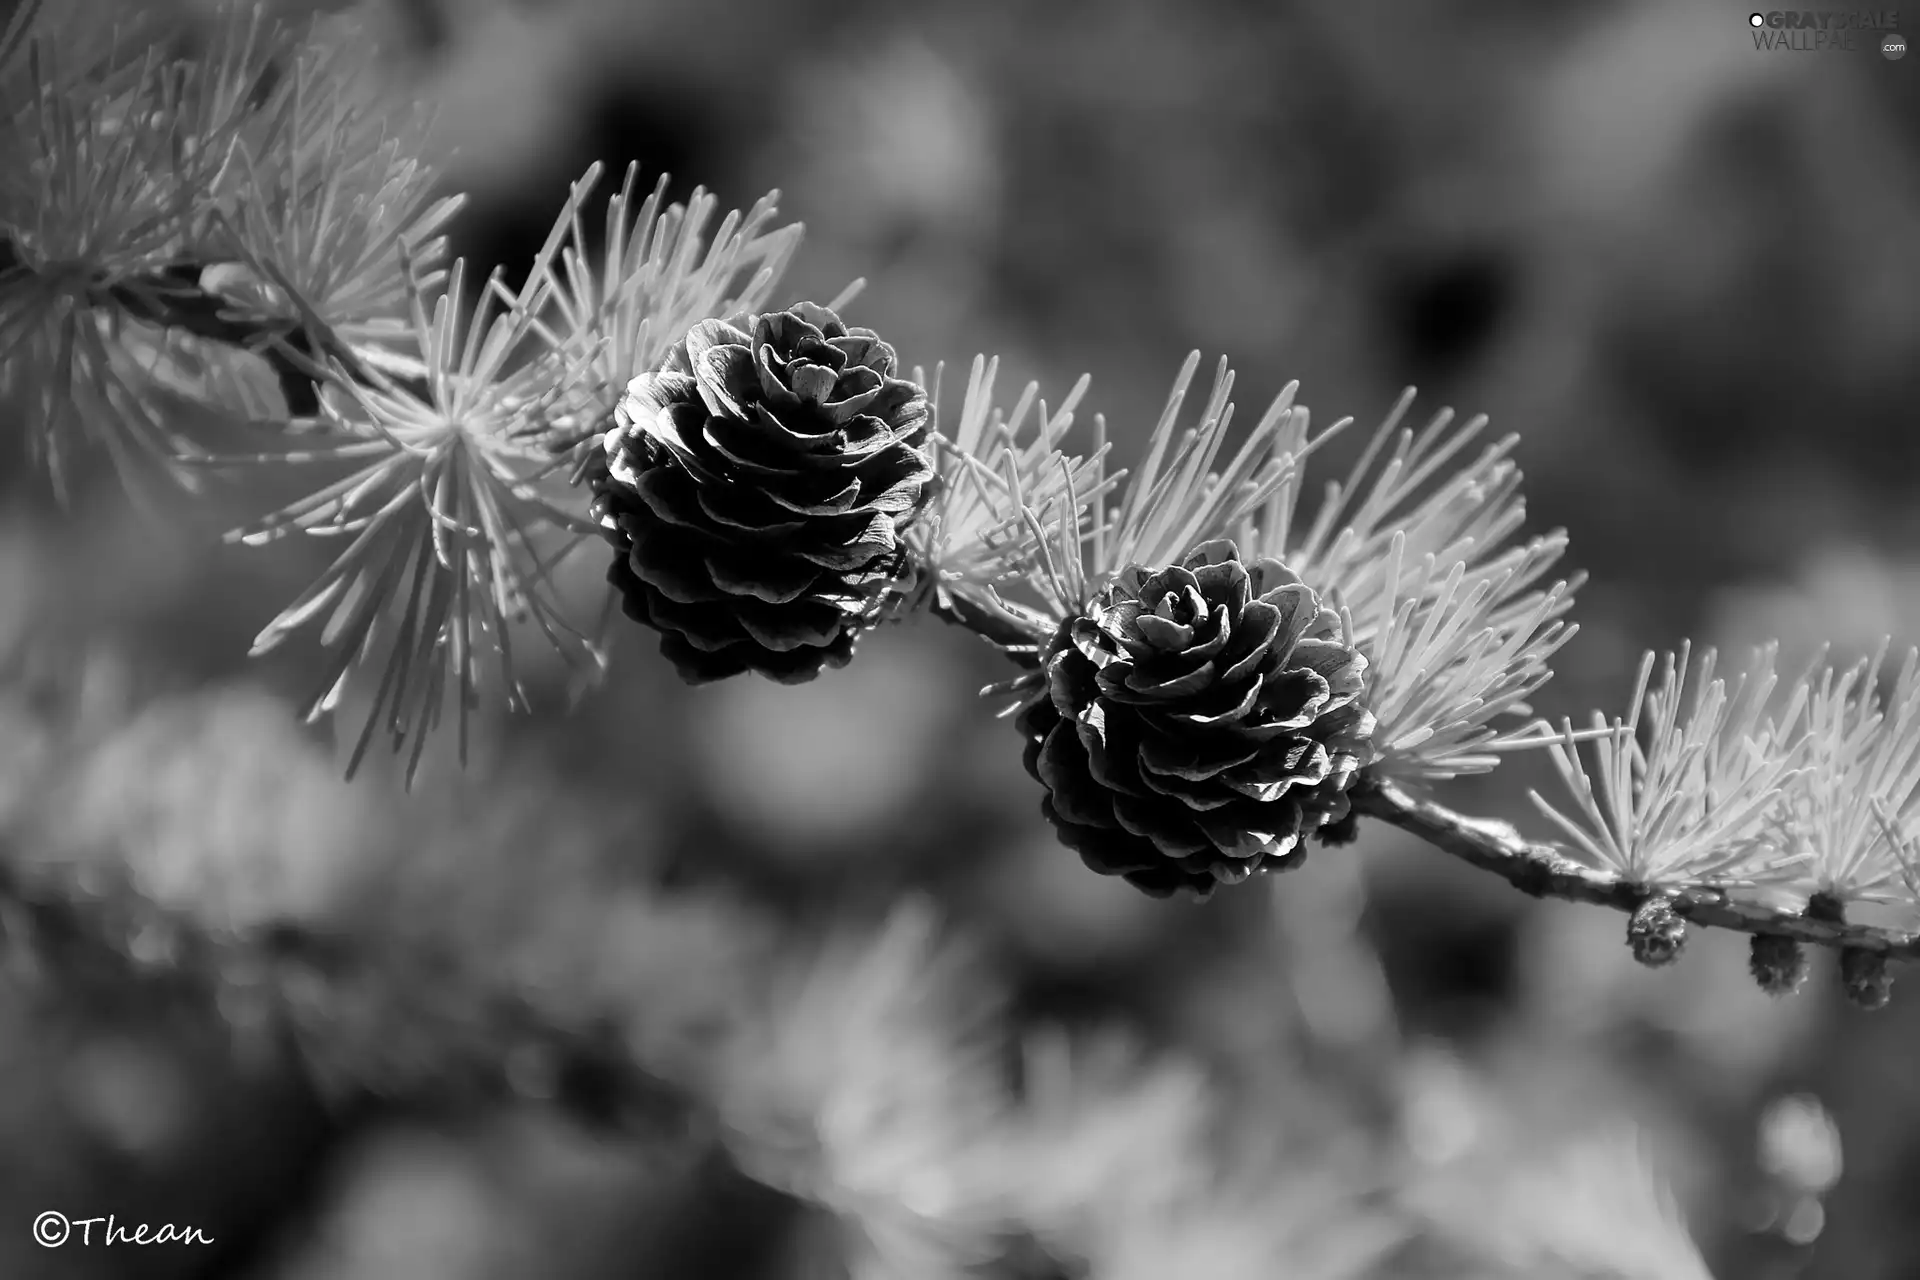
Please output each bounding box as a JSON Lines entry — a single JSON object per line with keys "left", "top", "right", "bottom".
{"left": 0, "top": 1, "right": 381, "bottom": 499}
{"left": 205, "top": 21, "right": 462, "bottom": 354}
{"left": 1231, "top": 390, "right": 1586, "bottom": 783}
{"left": 909, "top": 354, "right": 1107, "bottom": 613}
{"left": 1528, "top": 642, "right": 1811, "bottom": 887}
{"left": 234, "top": 255, "right": 601, "bottom": 786}
{"left": 1773, "top": 642, "right": 1920, "bottom": 906}
{"left": 924, "top": 370, "right": 1585, "bottom": 789}
{"left": 1, "top": 12, "right": 264, "bottom": 273}
{"left": 1082, "top": 355, "right": 1307, "bottom": 589}
{"left": 524, "top": 159, "right": 805, "bottom": 459}
{"left": 1350, "top": 530, "right": 1583, "bottom": 782}
{"left": 1023, "top": 354, "right": 1323, "bottom": 622}
{"left": 0, "top": 0, "right": 43, "bottom": 76}
{"left": 0, "top": 20, "right": 244, "bottom": 499}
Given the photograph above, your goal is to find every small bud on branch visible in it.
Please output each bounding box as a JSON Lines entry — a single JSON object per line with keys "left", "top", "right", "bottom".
{"left": 1349, "top": 774, "right": 1920, "bottom": 966}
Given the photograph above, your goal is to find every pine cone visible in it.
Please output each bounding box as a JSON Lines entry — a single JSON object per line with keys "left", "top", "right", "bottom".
{"left": 591, "top": 303, "right": 934, "bottom": 683}
{"left": 1016, "top": 539, "right": 1375, "bottom": 900}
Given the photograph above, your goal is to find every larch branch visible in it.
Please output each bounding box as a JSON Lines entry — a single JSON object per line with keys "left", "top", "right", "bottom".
{"left": 1350, "top": 774, "right": 1920, "bottom": 959}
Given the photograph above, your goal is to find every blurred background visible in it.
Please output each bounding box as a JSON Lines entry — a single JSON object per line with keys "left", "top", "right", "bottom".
{"left": 4, "top": 0, "right": 1920, "bottom": 1275}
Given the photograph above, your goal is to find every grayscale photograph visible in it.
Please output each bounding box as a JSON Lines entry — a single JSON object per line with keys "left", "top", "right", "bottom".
{"left": 0, "top": 1, "right": 1916, "bottom": 1276}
